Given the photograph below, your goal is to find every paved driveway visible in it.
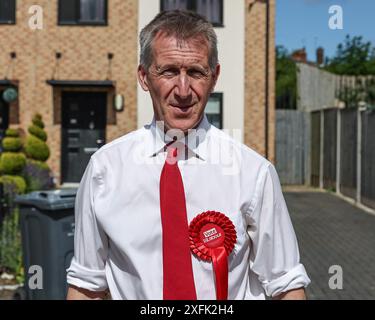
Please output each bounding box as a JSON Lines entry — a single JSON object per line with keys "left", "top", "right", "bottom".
{"left": 285, "top": 191, "right": 375, "bottom": 300}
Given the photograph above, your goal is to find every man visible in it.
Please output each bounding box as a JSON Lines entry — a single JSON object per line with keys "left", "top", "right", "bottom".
{"left": 67, "top": 10, "right": 310, "bottom": 300}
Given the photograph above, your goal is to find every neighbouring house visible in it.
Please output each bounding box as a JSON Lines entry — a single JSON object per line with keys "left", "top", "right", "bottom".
{"left": 0, "top": 0, "right": 275, "bottom": 185}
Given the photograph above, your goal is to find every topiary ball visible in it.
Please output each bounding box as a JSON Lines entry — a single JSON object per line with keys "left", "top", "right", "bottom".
{"left": 28, "top": 125, "right": 47, "bottom": 142}
{"left": 2, "top": 137, "right": 23, "bottom": 152}
{"left": 24, "top": 135, "right": 50, "bottom": 162}
{"left": 0, "top": 152, "right": 26, "bottom": 175}
{"left": 32, "top": 114, "right": 45, "bottom": 129}
{"left": 5, "top": 128, "right": 20, "bottom": 137}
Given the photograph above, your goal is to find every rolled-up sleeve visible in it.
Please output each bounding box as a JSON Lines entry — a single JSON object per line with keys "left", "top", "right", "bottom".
{"left": 66, "top": 156, "right": 109, "bottom": 292}
{"left": 247, "top": 163, "right": 310, "bottom": 298}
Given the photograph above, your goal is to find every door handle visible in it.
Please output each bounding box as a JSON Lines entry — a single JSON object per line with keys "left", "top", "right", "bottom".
{"left": 84, "top": 147, "right": 99, "bottom": 154}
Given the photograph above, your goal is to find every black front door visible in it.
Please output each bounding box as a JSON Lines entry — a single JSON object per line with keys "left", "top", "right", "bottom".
{"left": 0, "top": 92, "right": 9, "bottom": 152}
{"left": 61, "top": 92, "right": 107, "bottom": 183}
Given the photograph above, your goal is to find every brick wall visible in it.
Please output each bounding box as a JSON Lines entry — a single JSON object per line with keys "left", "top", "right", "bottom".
{"left": 0, "top": 0, "right": 138, "bottom": 183}
{"left": 244, "top": 0, "right": 275, "bottom": 163}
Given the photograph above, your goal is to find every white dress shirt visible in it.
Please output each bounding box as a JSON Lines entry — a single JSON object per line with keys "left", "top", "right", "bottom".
{"left": 67, "top": 115, "right": 310, "bottom": 299}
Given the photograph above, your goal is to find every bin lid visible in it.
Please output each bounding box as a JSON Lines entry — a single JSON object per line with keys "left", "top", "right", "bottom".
{"left": 15, "top": 189, "right": 77, "bottom": 211}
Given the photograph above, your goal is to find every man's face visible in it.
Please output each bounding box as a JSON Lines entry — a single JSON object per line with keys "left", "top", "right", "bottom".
{"left": 138, "top": 32, "right": 220, "bottom": 133}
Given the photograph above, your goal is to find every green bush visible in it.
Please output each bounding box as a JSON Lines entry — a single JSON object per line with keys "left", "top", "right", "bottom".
{"left": 5, "top": 128, "right": 19, "bottom": 138}
{"left": 0, "top": 152, "right": 26, "bottom": 175}
{"left": 0, "top": 128, "right": 25, "bottom": 175}
{"left": 23, "top": 113, "right": 53, "bottom": 191}
{"left": 27, "top": 158, "right": 49, "bottom": 170}
{"left": 28, "top": 124, "right": 47, "bottom": 142}
{"left": 0, "top": 207, "right": 23, "bottom": 283}
{"left": 2, "top": 137, "right": 23, "bottom": 152}
{"left": 25, "top": 114, "right": 50, "bottom": 162}
{"left": 32, "top": 114, "right": 44, "bottom": 129}
{"left": 0, "top": 125, "right": 25, "bottom": 282}
{"left": 24, "top": 135, "right": 50, "bottom": 162}
{"left": 0, "top": 175, "right": 27, "bottom": 194}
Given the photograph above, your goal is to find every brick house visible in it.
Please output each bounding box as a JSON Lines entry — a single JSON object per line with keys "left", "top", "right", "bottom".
{"left": 0, "top": 0, "right": 275, "bottom": 185}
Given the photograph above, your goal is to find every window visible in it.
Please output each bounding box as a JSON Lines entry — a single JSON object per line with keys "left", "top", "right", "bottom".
{"left": 0, "top": 0, "right": 16, "bottom": 24}
{"left": 160, "top": 0, "right": 223, "bottom": 27}
{"left": 0, "top": 91, "right": 10, "bottom": 131}
{"left": 205, "top": 92, "right": 223, "bottom": 129}
{"left": 58, "top": 0, "right": 107, "bottom": 25}
{"left": 0, "top": 91, "right": 10, "bottom": 152}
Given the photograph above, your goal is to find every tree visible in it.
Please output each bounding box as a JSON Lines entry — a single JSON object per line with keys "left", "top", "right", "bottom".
{"left": 325, "top": 35, "right": 375, "bottom": 108}
{"left": 325, "top": 35, "right": 375, "bottom": 75}
{"left": 276, "top": 45, "right": 297, "bottom": 109}
{"left": 23, "top": 114, "right": 54, "bottom": 191}
{"left": 0, "top": 129, "right": 26, "bottom": 194}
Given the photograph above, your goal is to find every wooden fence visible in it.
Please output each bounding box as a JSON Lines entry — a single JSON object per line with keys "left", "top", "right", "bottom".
{"left": 275, "top": 110, "right": 310, "bottom": 185}
{"left": 276, "top": 108, "right": 375, "bottom": 210}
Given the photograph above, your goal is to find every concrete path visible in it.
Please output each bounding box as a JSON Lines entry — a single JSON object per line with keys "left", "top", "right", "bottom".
{"left": 285, "top": 191, "right": 375, "bottom": 300}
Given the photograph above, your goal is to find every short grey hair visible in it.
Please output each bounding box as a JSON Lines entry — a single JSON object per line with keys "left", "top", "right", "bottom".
{"left": 139, "top": 10, "right": 218, "bottom": 73}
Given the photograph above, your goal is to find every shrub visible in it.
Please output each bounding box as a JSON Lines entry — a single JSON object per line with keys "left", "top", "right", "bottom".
{"left": 32, "top": 114, "right": 44, "bottom": 129}
{"left": 28, "top": 124, "right": 47, "bottom": 142}
{"left": 5, "top": 128, "right": 19, "bottom": 138}
{"left": 0, "top": 175, "right": 27, "bottom": 194}
{"left": 23, "top": 113, "right": 53, "bottom": 191}
{"left": 23, "top": 159, "right": 54, "bottom": 192}
{"left": 0, "top": 153, "right": 26, "bottom": 175}
{"left": 0, "top": 179, "right": 25, "bottom": 282}
{"left": 24, "top": 135, "right": 50, "bottom": 162}
{"left": 0, "top": 128, "right": 26, "bottom": 177}
{"left": 0, "top": 207, "right": 23, "bottom": 283}
{"left": 2, "top": 137, "right": 22, "bottom": 152}
{"left": 0, "top": 127, "right": 25, "bottom": 284}
{"left": 25, "top": 114, "right": 50, "bottom": 162}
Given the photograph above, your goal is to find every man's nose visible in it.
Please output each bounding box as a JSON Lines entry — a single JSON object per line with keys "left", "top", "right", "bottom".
{"left": 175, "top": 73, "right": 191, "bottom": 99}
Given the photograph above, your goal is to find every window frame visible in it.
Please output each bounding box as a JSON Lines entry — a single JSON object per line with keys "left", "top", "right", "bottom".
{"left": 0, "top": 0, "right": 16, "bottom": 25}
{"left": 205, "top": 92, "right": 223, "bottom": 129}
{"left": 160, "top": 0, "right": 224, "bottom": 28}
{"left": 0, "top": 90, "right": 10, "bottom": 131}
{"left": 58, "top": 0, "right": 108, "bottom": 26}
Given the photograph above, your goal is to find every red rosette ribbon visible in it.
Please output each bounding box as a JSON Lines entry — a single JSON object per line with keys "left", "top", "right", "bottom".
{"left": 189, "top": 211, "right": 237, "bottom": 300}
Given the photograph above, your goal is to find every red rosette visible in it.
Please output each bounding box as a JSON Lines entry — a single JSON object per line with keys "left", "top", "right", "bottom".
{"left": 189, "top": 211, "right": 237, "bottom": 261}
{"left": 188, "top": 211, "right": 237, "bottom": 300}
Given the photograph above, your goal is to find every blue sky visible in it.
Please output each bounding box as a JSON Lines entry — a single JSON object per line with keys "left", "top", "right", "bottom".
{"left": 276, "top": 0, "right": 375, "bottom": 61}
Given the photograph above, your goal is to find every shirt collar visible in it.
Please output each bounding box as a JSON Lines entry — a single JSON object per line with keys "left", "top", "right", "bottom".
{"left": 144, "top": 114, "right": 211, "bottom": 161}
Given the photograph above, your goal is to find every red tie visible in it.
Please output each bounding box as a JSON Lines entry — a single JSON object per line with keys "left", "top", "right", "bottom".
{"left": 160, "top": 146, "right": 197, "bottom": 300}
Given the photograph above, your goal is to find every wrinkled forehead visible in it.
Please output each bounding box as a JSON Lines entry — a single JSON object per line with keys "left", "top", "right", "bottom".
{"left": 151, "top": 31, "right": 210, "bottom": 58}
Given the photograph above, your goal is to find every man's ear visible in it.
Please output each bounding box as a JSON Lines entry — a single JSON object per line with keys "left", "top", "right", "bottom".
{"left": 137, "top": 65, "right": 149, "bottom": 92}
{"left": 211, "top": 64, "right": 221, "bottom": 92}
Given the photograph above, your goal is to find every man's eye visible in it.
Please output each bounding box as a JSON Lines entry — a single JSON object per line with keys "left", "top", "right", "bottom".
{"left": 161, "top": 70, "right": 178, "bottom": 77}
{"left": 188, "top": 70, "right": 205, "bottom": 77}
